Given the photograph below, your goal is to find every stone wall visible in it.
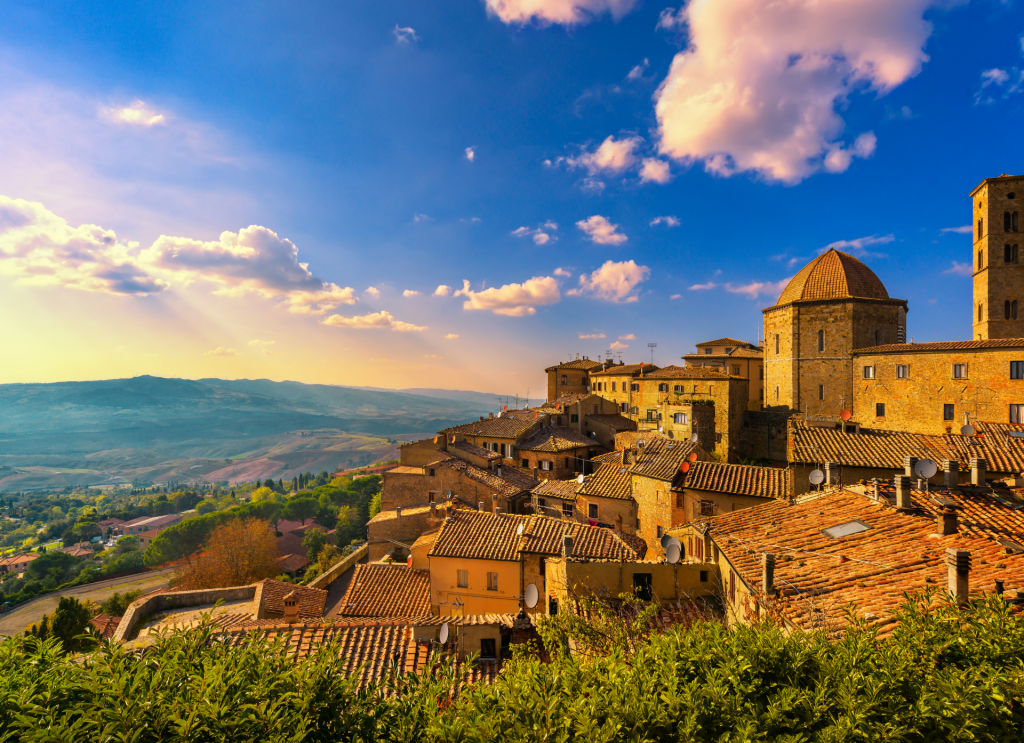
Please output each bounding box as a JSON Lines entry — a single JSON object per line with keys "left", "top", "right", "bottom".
{"left": 381, "top": 467, "right": 428, "bottom": 510}
{"left": 548, "top": 368, "right": 590, "bottom": 402}
{"left": 973, "top": 175, "right": 1024, "bottom": 340}
{"left": 573, "top": 493, "right": 636, "bottom": 535}
{"left": 850, "top": 343, "right": 1024, "bottom": 434}
{"left": 399, "top": 437, "right": 446, "bottom": 466}
{"left": 367, "top": 505, "right": 444, "bottom": 561}
{"left": 113, "top": 584, "right": 258, "bottom": 642}
{"left": 630, "top": 473, "right": 673, "bottom": 556}
{"left": 546, "top": 557, "right": 719, "bottom": 605}
{"left": 737, "top": 410, "right": 791, "bottom": 461}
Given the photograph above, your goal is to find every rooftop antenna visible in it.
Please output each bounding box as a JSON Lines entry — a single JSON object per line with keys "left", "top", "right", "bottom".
{"left": 648, "top": 342, "right": 657, "bottom": 365}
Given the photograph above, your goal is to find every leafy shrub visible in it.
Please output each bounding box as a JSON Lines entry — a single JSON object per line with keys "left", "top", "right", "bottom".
{"left": 99, "top": 589, "right": 142, "bottom": 617}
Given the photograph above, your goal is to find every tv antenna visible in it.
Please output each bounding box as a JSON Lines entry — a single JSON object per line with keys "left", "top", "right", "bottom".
{"left": 648, "top": 342, "right": 657, "bottom": 364}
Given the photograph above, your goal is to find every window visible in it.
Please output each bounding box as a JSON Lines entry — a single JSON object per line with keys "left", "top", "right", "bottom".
{"left": 537, "top": 497, "right": 546, "bottom": 508}
{"left": 979, "top": 303, "right": 984, "bottom": 322}
{"left": 620, "top": 402, "right": 628, "bottom": 413}
{"left": 522, "top": 458, "right": 529, "bottom": 468}
{"left": 428, "top": 468, "right": 436, "bottom": 477}
{"left": 457, "top": 570, "right": 469, "bottom": 588}
{"left": 428, "top": 491, "right": 437, "bottom": 503}
{"left": 700, "top": 500, "right": 715, "bottom": 516}
{"left": 486, "top": 572, "right": 498, "bottom": 591}
{"left": 979, "top": 250, "right": 984, "bottom": 270}
{"left": 630, "top": 383, "right": 639, "bottom": 392}
{"left": 699, "top": 570, "right": 709, "bottom": 583}
{"left": 978, "top": 218, "right": 983, "bottom": 240}
{"left": 953, "top": 363, "right": 968, "bottom": 379}
{"left": 1012, "top": 405, "right": 1024, "bottom": 424}
{"left": 704, "top": 348, "right": 712, "bottom": 354}
{"left": 874, "top": 330, "right": 880, "bottom": 346}
{"left": 944, "top": 403, "right": 954, "bottom": 421}
{"left": 646, "top": 409, "right": 657, "bottom": 422}
{"left": 674, "top": 385, "right": 683, "bottom": 393}
{"left": 1016, "top": 245, "right": 1021, "bottom": 263}
{"left": 1006, "top": 211, "right": 1013, "bottom": 232}
{"left": 564, "top": 458, "right": 569, "bottom": 468}
{"left": 560, "top": 375, "right": 567, "bottom": 385}
{"left": 1007, "top": 244, "right": 1014, "bottom": 263}
{"left": 480, "top": 638, "right": 496, "bottom": 658}
{"left": 731, "top": 365, "right": 741, "bottom": 375}
{"left": 863, "top": 366, "right": 875, "bottom": 379}
{"left": 775, "top": 386, "right": 779, "bottom": 400}
{"left": 897, "top": 364, "right": 909, "bottom": 379}
{"left": 658, "top": 383, "right": 668, "bottom": 392}
{"left": 541, "top": 460, "right": 552, "bottom": 471}
{"left": 876, "top": 402, "right": 885, "bottom": 417}
{"left": 570, "top": 413, "right": 579, "bottom": 423}
{"left": 562, "top": 502, "right": 574, "bottom": 517}
{"left": 1011, "top": 361, "right": 1023, "bottom": 379}
{"left": 656, "top": 525, "right": 663, "bottom": 539}
{"left": 673, "top": 412, "right": 688, "bottom": 424}
{"left": 818, "top": 384, "right": 824, "bottom": 400}
{"left": 759, "top": 367, "right": 764, "bottom": 380}
{"left": 1015, "top": 300, "right": 1019, "bottom": 320}
{"left": 588, "top": 503, "right": 598, "bottom": 519}
{"left": 775, "top": 334, "right": 780, "bottom": 354}
{"left": 611, "top": 382, "right": 617, "bottom": 392}
{"left": 821, "top": 520, "right": 871, "bottom": 538}
{"left": 818, "top": 329, "right": 824, "bottom": 352}
{"left": 676, "top": 492, "right": 684, "bottom": 508}
{"left": 633, "top": 573, "right": 653, "bottom": 601}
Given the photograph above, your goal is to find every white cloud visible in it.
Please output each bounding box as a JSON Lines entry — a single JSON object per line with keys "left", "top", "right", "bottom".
{"left": 364, "top": 286, "right": 380, "bottom": 297}
{"left": 484, "top": 0, "right": 639, "bottom": 26}
{"left": 639, "top": 158, "right": 672, "bottom": 184}
{"left": 627, "top": 58, "right": 650, "bottom": 80}
{"left": 512, "top": 224, "right": 557, "bottom": 244}
{"left": 654, "top": 0, "right": 936, "bottom": 183}
{"left": 465, "top": 146, "right": 476, "bottom": 162}
{"left": 821, "top": 233, "right": 894, "bottom": 258}
{"left": 689, "top": 281, "right": 718, "bottom": 291}
{"left": 940, "top": 226, "right": 973, "bottom": 235}
{"left": 576, "top": 215, "right": 627, "bottom": 245}
{"left": 101, "top": 100, "right": 167, "bottom": 127}
{"left": 393, "top": 25, "right": 420, "bottom": 44}
{"left": 619, "top": 334, "right": 635, "bottom": 340}
{"left": 975, "top": 67, "right": 1024, "bottom": 104}
{"left": 204, "top": 347, "right": 239, "bottom": 357}
{"left": 248, "top": 339, "right": 275, "bottom": 346}
{"left": 943, "top": 261, "right": 973, "bottom": 276}
{"left": 413, "top": 213, "right": 433, "bottom": 223}
{"left": 322, "top": 310, "right": 426, "bottom": 332}
{"left": 455, "top": 276, "right": 561, "bottom": 316}
{"left": 564, "top": 135, "right": 642, "bottom": 175}
{"left": 650, "top": 215, "right": 680, "bottom": 227}
{"left": 533, "top": 232, "right": 551, "bottom": 245}
{"left": 579, "top": 333, "right": 606, "bottom": 339}
{"left": 444, "top": 333, "right": 460, "bottom": 339}
{"left": 434, "top": 284, "right": 453, "bottom": 297}
{"left": 554, "top": 267, "right": 572, "bottom": 278}
{"left": 280, "top": 284, "right": 357, "bottom": 315}
{"left": 670, "top": 293, "right": 682, "bottom": 300}
{"left": 657, "top": 7, "right": 686, "bottom": 31}
{"left": 568, "top": 260, "right": 649, "bottom": 303}
{"left": 724, "top": 277, "right": 793, "bottom": 301}
{"left": 610, "top": 340, "right": 628, "bottom": 350}
{"left": 579, "top": 177, "right": 606, "bottom": 195}
{"left": 543, "top": 221, "right": 558, "bottom": 230}
{"left": 403, "top": 289, "right": 420, "bottom": 297}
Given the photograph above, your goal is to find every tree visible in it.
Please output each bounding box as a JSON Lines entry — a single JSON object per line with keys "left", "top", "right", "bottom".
{"left": 113, "top": 535, "right": 138, "bottom": 555}
{"left": 302, "top": 529, "right": 327, "bottom": 564}
{"left": 196, "top": 500, "right": 217, "bottom": 515}
{"left": 368, "top": 493, "right": 382, "bottom": 520}
{"left": 282, "top": 496, "right": 318, "bottom": 526}
{"left": 172, "top": 518, "right": 281, "bottom": 591}
{"left": 251, "top": 486, "right": 283, "bottom": 503}
{"left": 334, "top": 506, "right": 354, "bottom": 546}
{"left": 99, "top": 589, "right": 142, "bottom": 617}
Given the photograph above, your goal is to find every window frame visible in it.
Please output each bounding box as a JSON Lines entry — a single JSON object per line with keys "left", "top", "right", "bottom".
{"left": 1011, "top": 361, "right": 1024, "bottom": 380}
{"left": 896, "top": 364, "right": 909, "bottom": 379}
{"left": 486, "top": 572, "right": 498, "bottom": 591}
{"left": 953, "top": 363, "right": 968, "bottom": 380}
{"left": 457, "top": 569, "right": 469, "bottom": 588}
{"left": 587, "top": 503, "right": 598, "bottom": 519}
{"left": 943, "top": 403, "right": 955, "bottom": 421}
{"left": 863, "top": 365, "right": 875, "bottom": 380}
{"left": 875, "top": 402, "right": 886, "bottom": 418}
{"left": 1011, "top": 404, "right": 1024, "bottom": 424}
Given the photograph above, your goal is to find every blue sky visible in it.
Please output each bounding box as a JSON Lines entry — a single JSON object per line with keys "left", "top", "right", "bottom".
{"left": 0, "top": 0, "right": 1022, "bottom": 394}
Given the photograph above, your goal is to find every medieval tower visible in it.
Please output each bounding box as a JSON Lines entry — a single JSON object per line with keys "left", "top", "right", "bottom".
{"left": 971, "top": 174, "right": 1023, "bottom": 340}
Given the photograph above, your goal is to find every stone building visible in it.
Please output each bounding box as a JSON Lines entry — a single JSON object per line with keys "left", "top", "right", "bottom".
{"left": 682, "top": 337, "right": 764, "bottom": 410}
{"left": 588, "top": 363, "right": 660, "bottom": 413}
{"left": 544, "top": 357, "right": 605, "bottom": 402}
{"left": 971, "top": 173, "right": 1024, "bottom": 340}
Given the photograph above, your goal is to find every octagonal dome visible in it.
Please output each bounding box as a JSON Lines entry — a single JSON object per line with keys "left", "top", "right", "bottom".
{"left": 775, "top": 249, "right": 890, "bottom": 306}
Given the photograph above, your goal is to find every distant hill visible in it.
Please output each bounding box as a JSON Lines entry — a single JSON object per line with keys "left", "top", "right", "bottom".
{"left": 351, "top": 385, "right": 544, "bottom": 409}
{"left": 0, "top": 376, "right": 499, "bottom": 490}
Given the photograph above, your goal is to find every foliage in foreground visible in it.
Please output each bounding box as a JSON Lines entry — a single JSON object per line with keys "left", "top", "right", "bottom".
{"left": 1, "top": 592, "right": 1023, "bottom": 742}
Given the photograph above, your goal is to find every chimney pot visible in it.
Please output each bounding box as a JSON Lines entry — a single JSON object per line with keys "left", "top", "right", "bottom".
{"left": 396, "top": 506, "right": 402, "bottom": 519}
{"left": 903, "top": 456, "right": 919, "bottom": 479}
{"left": 478, "top": 501, "right": 484, "bottom": 512}
{"left": 995, "top": 578, "right": 1005, "bottom": 595}
{"left": 945, "top": 548, "right": 971, "bottom": 605}
{"left": 762, "top": 553, "right": 776, "bottom": 596}
{"left": 938, "top": 507, "right": 958, "bottom": 536}
{"left": 562, "top": 535, "right": 574, "bottom": 558}
{"left": 894, "top": 475, "right": 912, "bottom": 510}
{"left": 872, "top": 478, "right": 880, "bottom": 501}
{"left": 282, "top": 590, "right": 300, "bottom": 624}
{"left": 943, "top": 460, "right": 960, "bottom": 488}
{"left": 824, "top": 462, "right": 837, "bottom": 487}
{"left": 970, "top": 458, "right": 987, "bottom": 486}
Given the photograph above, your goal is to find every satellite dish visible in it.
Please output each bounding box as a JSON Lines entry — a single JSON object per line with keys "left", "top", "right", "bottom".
{"left": 660, "top": 534, "right": 672, "bottom": 548}
{"left": 524, "top": 583, "right": 539, "bottom": 609}
{"left": 915, "top": 458, "right": 938, "bottom": 479}
{"left": 666, "top": 543, "right": 681, "bottom": 564}
{"left": 690, "top": 433, "right": 699, "bottom": 443}
{"left": 668, "top": 536, "right": 681, "bottom": 551}
{"left": 680, "top": 461, "right": 690, "bottom": 474}
{"left": 809, "top": 469, "right": 825, "bottom": 485}
{"left": 576, "top": 474, "right": 584, "bottom": 484}
{"left": 960, "top": 424, "right": 977, "bottom": 437}
{"left": 439, "top": 623, "right": 449, "bottom": 644}
{"left": 516, "top": 523, "right": 524, "bottom": 536}
{"left": 688, "top": 452, "right": 698, "bottom": 462}
{"left": 840, "top": 410, "right": 852, "bottom": 422}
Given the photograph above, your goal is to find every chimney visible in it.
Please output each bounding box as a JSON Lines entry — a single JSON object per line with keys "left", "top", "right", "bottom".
{"left": 871, "top": 478, "right": 880, "bottom": 501}
{"left": 938, "top": 507, "right": 958, "bottom": 536}
{"left": 479, "top": 416, "right": 485, "bottom": 422}
{"left": 562, "top": 535, "right": 574, "bottom": 558}
{"left": 478, "top": 501, "right": 484, "bottom": 512}
{"left": 824, "top": 462, "right": 837, "bottom": 487}
{"left": 943, "top": 460, "right": 960, "bottom": 488}
{"left": 533, "top": 467, "right": 539, "bottom": 480}
{"left": 945, "top": 548, "right": 971, "bottom": 605}
{"left": 894, "top": 475, "right": 913, "bottom": 510}
{"left": 497, "top": 466, "right": 502, "bottom": 477}
{"left": 488, "top": 413, "right": 494, "bottom": 419}
{"left": 903, "top": 456, "right": 919, "bottom": 479}
{"left": 282, "top": 590, "right": 300, "bottom": 624}
{"left": 970, "top": 458, "right": 987, "bottom": 486}
{"left": 762, "top": 553, "right": 776, "bottom": 596}
{"left": 495, "top": 507, "right": 501, "bottom": 516}
{"left": 396, "top": 506, "right": 402, "bottom": 519}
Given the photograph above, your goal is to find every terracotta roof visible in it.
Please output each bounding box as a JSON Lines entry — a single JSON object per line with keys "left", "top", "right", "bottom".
{"left": 517, "top": 426, "right": 596, "bottom": 453}
{"left": 613, "top": 531, "right": 649, "bottom": 559}
{"left": 545, "top": 358, "right": 604, "bottom": 372}
{"left": 615, "top": 431, "right": 668, "bottom": 450}
{"left": 852, "top": 338, "right": 1024, "bottom": 354}
{"left": 578, "top": 461, "right": 632, "bottom": 500}
{"left": 683, "top": 348, "right": 763, "bottom": 360}
{"left": 549, "top": 392, "right": 598, "bottom": 407}
{"left": 439, "top": 415, "right": 539, "bottom": 439}
{"left": 90, "top": 614, "right": 121, "bottom": 640}
{"left": 631, "top": 438, "right": 703, "bottom": 481}
{"left": 451, "top": 440, "right": 501, "bottom": 461}
{"left": 586, "top": 414, "right": 637, "bottom": 431}
{"left": 433, "top": 457, "right": 538, "bottom": 497}
{"left": 532, "top": 479, "right": 581, "bottom": 499}
{"left": 775, "top": 249, "right": 892, "bottom": 306}
{"left": 682, "top": 461, "right": 790, "bottom": 499}
{"left": 60, "top": 545, "right": 95, "bottom": 558}
{"left": 411, "top": 614, "right": 527, "bottom": 628}
{"left": 254, "top": 579, "right": 327, "bottom": 619}
{"left": 693, "top": 487, "right": 1024, "bottom": 635}
{"left": 592, "top": 449, "right": 626, "bottom": 464}
{"left": 590, "top": 363, "right": 659, "bottom": 377}
{"left": 695, "top": 338, "right": 756, "bottom": 347}
{"left": 338, "top": 563, "right": 430, "bottom": 618}
{"left": 136, "top": 528, "right": 163, "bottom": 540}
{"left": 277, "top": 553, "right": 311, "bottom": 572}
{"left": 276, "top": 532, "right": 307, "bottom": 559}
{"left": 0, "top": 552, "right": 40, "bottom": 567}
{"left": 644, "top": 365, "right": 739, "bottom": 380}
{"left": 518, "top": 517, "right": 639, "bottom": 560}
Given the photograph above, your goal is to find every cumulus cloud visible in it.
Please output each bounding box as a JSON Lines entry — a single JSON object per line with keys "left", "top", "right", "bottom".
{"left": 579, "top": 332, "right": 607, "bottom": 339}
{"left": 403, "top": 289, "right": 420, "bottom": 297}
{"left": 393, "top": 25, "right": 420, "bottom": 44}
{"left": 619, "top": 334, "right": 635, "bottom": 340}
{"left": 576, "top": 215, "right": 627, "bottom": 245}
{"left": 204, "top": 347, "right": 239, "bottom": 357}
{"left": 322, "top": 310, "right": 426, "bottom": 331}
{"left": 465, "top": 146, "right": 476, "bottom": 162}
{"left": 364, "top": 286, "right": 380, "bottom": 297}
{"left": 657, "top": 6, "right": 686, "bottom": 31}
{"left": 941, "top": 226, "right": 973, "bottom": 235}
{"left": 670, "top": 293, "right": 682, "bottom": 300}
{"left": 454, "top": 276, "right": 561, "bottom": 316}
{"left": 434, "top": 284, "right": 452, "bottom": 297}
{"left": 627, "top": 58, "right": 650, "bottom": 80}
{"left": 484, "top": 0, "right": 639, "bottom": 26}
{"left": 101, "top": 100, "right": 167, "bottom": 127}
{"left": 654, "top": 0, "right": 936, "bottom": 183}
{"left": 689, "top": 281, "right": 718, "bottom": 291}
{"left": 280, "top": 284, "right": 357, "bottom": 315}
{"left": 512, "top": 223, "right": 558, "bottom": 244}
{"left": 725, "top": 277, "right": 793, "bottom": 301}
{"left": 445, "top": 333, "right": 460, "bottom": 339}
{"left": 563, "top": 135, "right": 642, "bottom": 175}
{"left": 568, "top": 260, "right": 649, "bottom": 303}
{"left": 943, "top": 261, "right": 973, "bottom": 276}
{"left": 639, "top": 158, "right": 671, "bottom": 184}
{"left": 610, "top": 340, "right": 628, "bottom": 350}
{"left": 554, "top": 267, "right": 572, "bottom": 278}
{"left": 650, "top": 215, "right": 680, "bottom": 227}
{"left": 248, "top": 339, "right": 275, "bottom": 346}
{"left": 579, "top": 177, "right": 606, "bottom": 195}
{"left": 821, "top": 233, "right": 894, "bottom": 258}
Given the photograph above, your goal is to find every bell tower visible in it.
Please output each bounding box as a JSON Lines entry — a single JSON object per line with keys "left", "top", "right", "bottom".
{"left": 971, "top": 174, "right": 1024, "bottom": 340}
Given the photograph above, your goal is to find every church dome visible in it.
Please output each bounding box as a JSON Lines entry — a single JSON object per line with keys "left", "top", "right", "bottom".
{"left": 775, "top": 249, "right": 890, "bottom": 306}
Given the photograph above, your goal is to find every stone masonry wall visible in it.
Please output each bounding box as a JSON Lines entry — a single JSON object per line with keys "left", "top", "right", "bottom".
{"left": 631, "top": 473, "right": 673, "bottom": 557}
{"left": 973, "top": 175, "right": 1024, "bottom": 340}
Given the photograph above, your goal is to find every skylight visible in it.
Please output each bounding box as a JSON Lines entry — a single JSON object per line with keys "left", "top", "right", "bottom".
{"left": 821, "top": 520, "right": 871, "bottom": 538}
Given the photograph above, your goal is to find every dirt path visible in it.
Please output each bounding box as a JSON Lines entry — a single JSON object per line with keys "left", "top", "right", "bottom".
{"left": 0, "top": 569, "right": 174, "bottom": 636}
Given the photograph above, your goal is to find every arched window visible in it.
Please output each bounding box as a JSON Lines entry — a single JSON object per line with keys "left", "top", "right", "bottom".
{"left": 1014, "top": 300, "right": 1019, "bottom": 320}
{"left": 979, "top": 303, "right": 984, "bottom": 322}
{"left": 1015, "top": 212, "right": 1020, "bottom": 232}
{"left": 979, "top": 250, "right": 984, "bottom": 269}
{"left": 1006, "top": 211, "right": 1012, "bottom": 232}
{"left": 817, "top": 329, "right": 824, "bottom": 352}
{"left": 818, "top": 384, "right": 824, "bottom": 400}
{"left": 1006, "top": 244, "right": 1012, "bottom": 263}
{"left": 978, "top": 218, "right": 984, "bottom": 239}
{"left": 1014, "top": 244, "right": 1020, "bottom": 263}
{"left": 1006, "top": 300, "right": 1011, "bottom": 320}
{"left": 775, "top": 334, "right": 780, "bottom": 355}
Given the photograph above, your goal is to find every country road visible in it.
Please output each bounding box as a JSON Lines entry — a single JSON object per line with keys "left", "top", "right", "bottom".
{"left": 0, "top": 569, "right": 174, "bottom": 636}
